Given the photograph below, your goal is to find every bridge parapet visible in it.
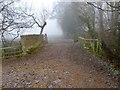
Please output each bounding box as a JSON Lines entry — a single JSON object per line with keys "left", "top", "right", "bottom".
{"left": 20, "top": 34, "right": 47, "bottom": 54}
{"left": 1, "top": 34, "right": 48, "bottom": 59}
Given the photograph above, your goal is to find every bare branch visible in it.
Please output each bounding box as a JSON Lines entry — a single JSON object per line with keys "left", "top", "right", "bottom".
{"left": 106, "top": 2, "right": 120, "bottom": 9}
{"left": 23, "top": 11, "right": 42, "bottom": 28}
{"left": 0, "top": 1, "right": 14, "bottom": 13}
{"left": 22, "top": 9, "right": 48, "bottom": 35}
{"left": 9, "top": 30, "right": 20, "bottom": 45}
{"left": 87, "top": 2, "right": 119, "bottom": 12}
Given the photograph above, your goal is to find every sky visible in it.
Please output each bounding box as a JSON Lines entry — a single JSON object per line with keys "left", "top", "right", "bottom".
{"left": 19, "top": 0, "right": 56, "bottom": 14}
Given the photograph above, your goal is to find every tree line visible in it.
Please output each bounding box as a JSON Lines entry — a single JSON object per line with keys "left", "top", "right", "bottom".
{"left": 52, "top": 1, "right": 120, "bottom": 69}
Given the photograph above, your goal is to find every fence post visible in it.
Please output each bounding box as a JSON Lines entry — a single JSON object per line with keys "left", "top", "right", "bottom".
{"left": 93, "top": 40, "right": 95, "bottom": 52}
{"left": 45, "top": 34, "right": 48, "bottom": 44}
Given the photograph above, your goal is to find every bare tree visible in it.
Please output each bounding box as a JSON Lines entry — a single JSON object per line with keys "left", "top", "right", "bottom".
{"left": 23, "top": 8, "right": 48, "bottom": 35}
{"left": 0, "top": 0, "right": 35, "bottom": 46}
{"left": 53, "top": 1, "right": 120, "bottom": 68}
{"left": 87, "top": 1, "right": 120, "bottom": 67}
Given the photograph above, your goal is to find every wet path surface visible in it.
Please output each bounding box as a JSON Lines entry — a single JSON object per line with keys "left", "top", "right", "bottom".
{"left": 2, "top": 41, "right": 118, "bottom": 88}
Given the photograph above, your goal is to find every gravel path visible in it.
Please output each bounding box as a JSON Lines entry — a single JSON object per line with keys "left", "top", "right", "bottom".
{"left": 2, "top": 41, "right": 118, "bottom": 88}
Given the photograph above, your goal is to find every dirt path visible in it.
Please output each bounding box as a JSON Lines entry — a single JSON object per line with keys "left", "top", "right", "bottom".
{"left": 2, "top": 41, "right": 118, "bottom": 88}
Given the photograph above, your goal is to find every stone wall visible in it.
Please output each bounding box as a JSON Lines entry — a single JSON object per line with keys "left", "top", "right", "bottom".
{"left": 20, "top": 34, "right": 44, "bottom": 54}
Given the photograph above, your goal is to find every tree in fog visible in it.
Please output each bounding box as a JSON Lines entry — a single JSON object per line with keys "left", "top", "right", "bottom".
{"left": 53, "top": 1, "right": 120, "bottom": 68}
{"left": 0, "top": 0, "right": 49, "bottom": 46}
{"left": 88, "top": 2, "right": 120, "bottom": 66}
{"left": 52, "top": 2, "right": 81, "bottom": 38}
{"left": 0, "top": 0, "right": 34, "bottom": 46}
{"left": 23, "top": 8, "right": 49, "bottom": 35}
{"left": 52, "top": 2, "right": 97, "bottom": 39}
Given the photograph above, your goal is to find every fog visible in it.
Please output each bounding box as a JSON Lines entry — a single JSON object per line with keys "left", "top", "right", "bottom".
{"left": 19, "top": 0, "right": 64, "bottom": 42}
{"left": 22, "top": 19, "right": 63, "bottom": 35}
{"left": 2, "top": 0, "right": 65, "bottom": 43}
{"left": 22, "top": 19, "right": 64, "bottom": 42}
{"left": 19, "top": 0, "right": 64, "bottom": 37}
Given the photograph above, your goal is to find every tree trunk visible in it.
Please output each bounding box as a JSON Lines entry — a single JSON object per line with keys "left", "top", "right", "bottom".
{"left": 40, "top": 22, "right": 47, "bottom": 35}
{"left": 98, "top": 2, "right": 104, "bottom": 40}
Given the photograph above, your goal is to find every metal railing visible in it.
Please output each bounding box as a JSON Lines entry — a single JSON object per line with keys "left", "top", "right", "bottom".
{"left": 78, "top": 37, "right": 102, "bottom": 55}
{"left": 0, "top": 46, "right": 22, "bottom": 59}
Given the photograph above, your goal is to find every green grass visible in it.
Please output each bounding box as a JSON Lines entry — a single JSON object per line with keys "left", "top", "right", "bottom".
{"left": 26, "top": 44, "right": 44, "bottom": 54}
{"left": 26, "top": 46, "right": 38, "bottom": 54}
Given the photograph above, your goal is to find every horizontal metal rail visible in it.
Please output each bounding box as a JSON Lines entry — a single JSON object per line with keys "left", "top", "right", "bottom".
{"left": 0, "top": 46, "right": 22, "bottom": 59}
{"left": 78, "top": 37, "right": 102, "bottom": 56}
